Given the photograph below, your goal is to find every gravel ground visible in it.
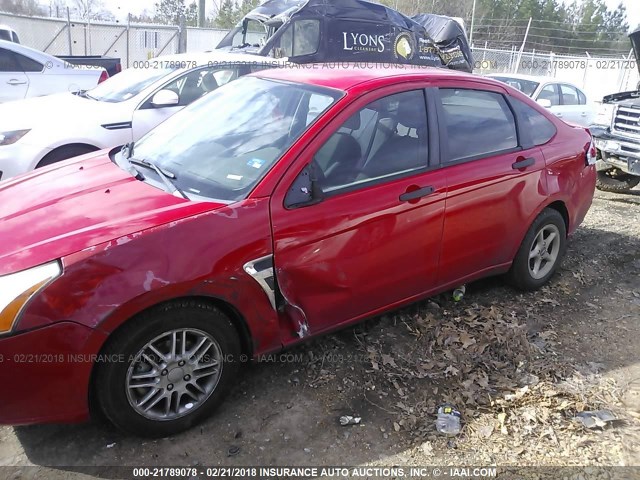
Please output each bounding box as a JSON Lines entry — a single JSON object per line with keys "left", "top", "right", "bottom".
{"left": 0, "top": 187, "right": 639, "bottom": 480}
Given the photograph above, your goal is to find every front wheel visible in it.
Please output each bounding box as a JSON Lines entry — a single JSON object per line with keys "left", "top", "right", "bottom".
{"left": 596, "top": 171, "right": 640, "bottom": 193}
{"left": 95, "top": 300, "right": 241, "bottom": 437}
{"left": 508, "top": 208, "right": 566, "bottom": 291}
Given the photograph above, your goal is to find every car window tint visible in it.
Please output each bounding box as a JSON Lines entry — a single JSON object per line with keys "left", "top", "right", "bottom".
{"left": 0, "top": 48, "right": 19, "bottom": 72}
{"left": 559, "top": 84, "right": 579, "bottom": 106}
{"left": 511, "top": 98, "right": 556, "bottom": 146}
{"left": 14, "top": 52, "right": 43, "bottom": 72}
{"left": 162, "top": 67, "right": 239, "bottom": 106}
{"left": 314, "top": 90, "right": 428, "bottom": 193}
{"left": 537, "top": 84, "right": 560, "bottom": 106}
{"left": 439, "top": 89, "right": 517, "bottom": 162}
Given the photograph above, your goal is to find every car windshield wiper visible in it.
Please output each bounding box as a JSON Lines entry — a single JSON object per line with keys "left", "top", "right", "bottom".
{"left": 129, "top": 157, "right": 189, "bottom": 200}
{"left": 75, "top": 89, "right": 97, "bottom": 100}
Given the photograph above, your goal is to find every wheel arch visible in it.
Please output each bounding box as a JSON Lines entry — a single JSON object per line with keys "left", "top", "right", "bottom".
{"left": 87, "top": 294, "right": 254, "bottom": 419}
{"left": 545, "top": 200, "right": 570, "bottom": 235}
{"left": 36, "top": 142, "right": 101, "bottom": 168}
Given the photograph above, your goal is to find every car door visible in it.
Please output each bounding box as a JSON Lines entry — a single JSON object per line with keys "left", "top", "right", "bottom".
{"left": 434, "top": 84, "right": 548, "bottom": 287}
{"left": 131, "top": 65, "right": 242, "bottom": 141}
{"left": 0, "top": 47, "right": 28, "bottom": 101}
{"left": 270, "top": 87, "right": 447, "bottom": 341}
{"left": 14, "top": 51, "right": 45, "bottom": 96}
{"left": 557, "top": 83, "right": 592, "bottom": 126}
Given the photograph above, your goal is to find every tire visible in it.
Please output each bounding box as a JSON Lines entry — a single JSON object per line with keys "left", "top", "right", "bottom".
{"left": 36, "top": 145, "right": 97, "bottom": 169}
{"left": 508, "top": 208, "right": 566, "bottom": 291}
{"left": 95, "top": 300, "right": 242, "bottom": 437}
{"left": 596, "top": 171, "right": 640, "bottom": 193}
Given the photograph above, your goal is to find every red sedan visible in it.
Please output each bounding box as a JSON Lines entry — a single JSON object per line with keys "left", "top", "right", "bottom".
{"left": 0, "top": 65, "right": 596, "bottom": 436}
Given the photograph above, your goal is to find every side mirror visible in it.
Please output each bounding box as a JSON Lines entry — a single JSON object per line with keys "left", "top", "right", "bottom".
{"left": 536, "top": 98, "right": 552, "bottom": 108}
{"left": 284, "top": 162, "right": 324, "bottom": 208}
{"left": 151, "top": 89, "right": 179, "bottom": 108}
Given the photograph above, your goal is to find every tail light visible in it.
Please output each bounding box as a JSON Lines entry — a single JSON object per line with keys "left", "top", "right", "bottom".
{"left": 98, "top": 70, "right": 109, "bottom": 84}
{"left": 585, "top": 129, "right": 597, "bottom": 166}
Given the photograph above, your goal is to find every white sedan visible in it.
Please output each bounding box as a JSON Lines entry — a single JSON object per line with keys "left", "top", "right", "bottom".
{"left": 0, "top": 51, "right": 284, "bottom": 181}
{"left": 487, "top": 73, "right": 597, "bottom": 127}
{"left": 0, "top": 40, "right": 107, "bottom": 103}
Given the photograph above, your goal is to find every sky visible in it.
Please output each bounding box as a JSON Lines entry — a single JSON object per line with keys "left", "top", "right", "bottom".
{"left": 102, "top": 0, "right": 639, "bottom": 29}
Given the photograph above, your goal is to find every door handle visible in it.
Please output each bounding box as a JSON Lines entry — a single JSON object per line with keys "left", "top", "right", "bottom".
{"left": 512, "top": 157, "right": 535, "bottom": 170}
{"left": 399, "top": 185, "right": 434, "bottom": 202}
{"left": 7, "top": 79, "right": 26, "bottom": 86}
{"left": 555, "top": 113, "right": 563, "bottom": 117}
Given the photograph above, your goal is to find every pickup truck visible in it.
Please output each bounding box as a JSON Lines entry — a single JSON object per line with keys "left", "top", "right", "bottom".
{"left": 591, "top": 27, "right": 640, "bottom": 192}
{"left": 57, "top": 55, "right": 122, "bottom": 77}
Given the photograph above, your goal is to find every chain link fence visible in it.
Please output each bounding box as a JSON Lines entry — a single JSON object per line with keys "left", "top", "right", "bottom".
{"left": 2, "top": 12, "right": 638, "bottom": 101}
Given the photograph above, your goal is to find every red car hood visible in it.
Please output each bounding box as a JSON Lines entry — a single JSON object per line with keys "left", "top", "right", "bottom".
{"left": 0, "top": 154, "right": 221, "bottom": 276}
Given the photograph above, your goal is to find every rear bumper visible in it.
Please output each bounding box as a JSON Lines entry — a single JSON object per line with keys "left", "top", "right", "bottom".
{"left": 0, "top": 322, "right": 102, "bottom": 425}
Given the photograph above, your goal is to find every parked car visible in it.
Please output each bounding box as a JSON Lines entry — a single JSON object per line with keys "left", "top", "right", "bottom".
{"left": 590, "top": 27, "right": 640, "bottom": 193}
{"left": 488, "top": 73, "right": 596, "bottom": 127}
{"left": 0, "top": 24, "right": 19, "bottom": 43}
{"left": 0, "top": 40, "right": 107, "bottom": 103}
{"left": 0, "top": 65, "right": 596, "bottom": 436}
{"left": 0, "top": 51, "right": 284, "bottom": 181}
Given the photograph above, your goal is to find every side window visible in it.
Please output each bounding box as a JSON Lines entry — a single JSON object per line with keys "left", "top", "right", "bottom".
{"left": 537, "top": 84, "right": 560, "bottom": 106}
{"left": 511, "top": 98, "right": 556, "bottom": 146}
{"left": 0, "top": 48, "right": 19, "bottom": 72}
{"left": 439, "top": 88, "right": 517, "bottom": 162}
{"left": 577, "top": 89, "right": 587, "bottom": 105}
{"left": 159, "top": 67, "right": 238, "bottom": 107}
{"left": 559, "top": 84, "right": 579, "bottom": 106}
{"left": 293, "top": 20, "right": 319, "bottom": 56}
{"left": 314, "top": 89, "right": 428, "bottom": 193}
{"left": 14, "top": 53, "right": 43, "bottom": 72}
{"left": 272, "top": 20, "right": 320, "bottom": 58}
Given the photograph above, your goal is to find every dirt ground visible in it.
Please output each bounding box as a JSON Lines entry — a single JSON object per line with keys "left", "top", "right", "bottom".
{"left": 0, "top": 187, "right": 639, "bottom": 479}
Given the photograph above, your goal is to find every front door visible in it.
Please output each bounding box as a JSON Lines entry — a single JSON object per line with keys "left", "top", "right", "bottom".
{"left": 270, "top": 88, "right": 447, "bottom": 340}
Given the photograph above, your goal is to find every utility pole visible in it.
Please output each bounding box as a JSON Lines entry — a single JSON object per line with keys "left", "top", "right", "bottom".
{"left": 514, "top": 17, "right": 532, "bottom": 74}
{"left": 198, "top": 0, "right": 205, "bottom": 27}
{"left": 469, "top": 0, "right": 476, "bottom": 45}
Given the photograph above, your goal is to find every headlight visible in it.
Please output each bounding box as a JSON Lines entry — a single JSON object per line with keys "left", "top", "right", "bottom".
{"left": 0, "top": 261, "right": 61, "bottom": 334}
{"left": 594, "top": 103, "right": 615, "bottom": 126}
{"left": 0, "top": 129, "right": 30, "bottom": 146}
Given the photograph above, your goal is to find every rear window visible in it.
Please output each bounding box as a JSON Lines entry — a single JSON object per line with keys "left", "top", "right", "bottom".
{"left": 439, "top": 88, "right": 518, "bottom": 162}
{"left": 511, "top": 98, "right": 556, "bottom": 146}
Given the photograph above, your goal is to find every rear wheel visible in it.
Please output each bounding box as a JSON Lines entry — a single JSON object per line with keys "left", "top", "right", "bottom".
{"left": 596, "top": 170, "right": 640, "bottom": 193}
{"left": 36, "top": 145, "right": 97, "bottom": 168}
{"left": 95, "top": 300, "right": 241, "bottom": 437}
{"left": 508, "top": 208, "right": 566, "bottom": 291}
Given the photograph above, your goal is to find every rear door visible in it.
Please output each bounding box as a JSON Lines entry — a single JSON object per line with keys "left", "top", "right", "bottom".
{"left": 434, "top": 83, "right": 548, "bottom": 287}
{"left": 270, "top": 86, "right": 447, "bottom": 341}
{"left": 0, "top": 47, "right": 28, "bottom": 101}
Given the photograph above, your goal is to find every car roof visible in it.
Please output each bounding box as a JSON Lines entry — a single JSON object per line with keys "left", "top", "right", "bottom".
{"left": 487, "top": 73, "right": 556, "bottom": 83}
{"left": 253, "top": 64, "right": 496, "bottom": 91}
{"left": 153, "top": 50, "right": 288, "bottom": 67}
{"left": 0, "top": 39, "right": 59, "bottom": 63}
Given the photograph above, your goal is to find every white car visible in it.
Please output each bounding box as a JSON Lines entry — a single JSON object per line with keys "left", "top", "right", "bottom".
{"left": 0, "top": 51, "right": 285, "bottom": 181}
{"left": 487, "top": 73, "right": 596, "bottom": 127}
{"left": 0, "top": 40, "right": 107, "bottom": 103}
{"left": 0, "top": 25, "right": 19, "bottom": 43}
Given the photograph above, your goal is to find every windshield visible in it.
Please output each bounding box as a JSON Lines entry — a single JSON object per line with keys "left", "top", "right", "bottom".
{"left": 130, "top": 76, "right": 340, "bottom": 201}
{"left": 87, "top": 66, "right": 178, "bottom": 102}
{"left": 222, "top": 18, "right": 272, "bottom": 49}
{"left": 492, "top": 76, "right": 540, "bottom": 97}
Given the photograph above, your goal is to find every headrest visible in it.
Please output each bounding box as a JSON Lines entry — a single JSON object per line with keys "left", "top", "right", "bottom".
{"left": 202, "top": 73, "right": 219, "bottom": 91}
{"left": 396, "top": 97, "right": 426, "bottom": 129}
{"left": 342, "top": 111, "right": 361, "bottom": 130}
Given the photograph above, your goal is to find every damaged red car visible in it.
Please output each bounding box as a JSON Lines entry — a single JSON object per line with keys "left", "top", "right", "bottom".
{"left": 0, "top": 65, "right": 596, "bottom": 436}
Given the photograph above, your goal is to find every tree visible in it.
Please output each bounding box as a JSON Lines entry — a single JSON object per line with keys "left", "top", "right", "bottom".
{"left": 72, "top": 0, "right": 114, "bottom": 21}
{"left": 214, "top": 0, "right": 239, "bottom": 28}
{"left": 154, "top": 0, "right": 199, "bottom": 26}
{"left": 0, "top": 0, "right": 46, "bottom": 15}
